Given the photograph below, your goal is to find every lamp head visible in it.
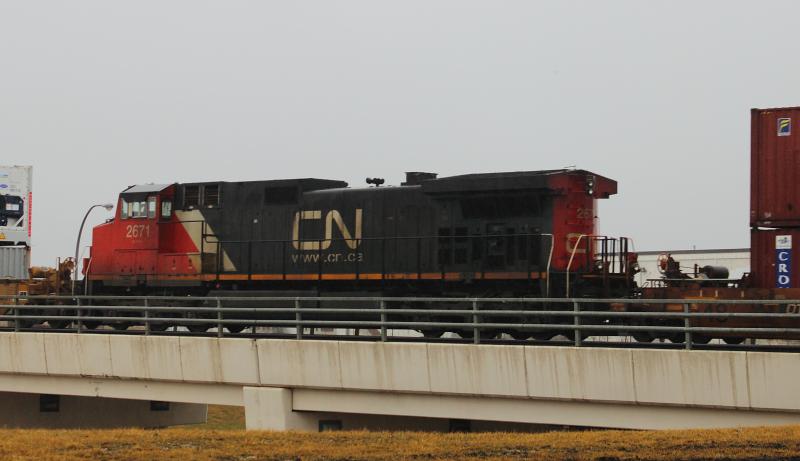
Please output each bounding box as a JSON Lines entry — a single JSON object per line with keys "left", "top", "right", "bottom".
{"left": 101, "top": 203, "right": 114, "bottom": 211}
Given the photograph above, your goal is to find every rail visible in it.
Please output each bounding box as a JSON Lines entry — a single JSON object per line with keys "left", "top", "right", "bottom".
{"left": 3, "top": 295, "right": 800, "bottom": 350}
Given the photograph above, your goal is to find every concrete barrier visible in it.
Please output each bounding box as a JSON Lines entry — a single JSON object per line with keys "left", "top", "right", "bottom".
{"left": 2, "top": 332, "right": 800, "bottom": 430}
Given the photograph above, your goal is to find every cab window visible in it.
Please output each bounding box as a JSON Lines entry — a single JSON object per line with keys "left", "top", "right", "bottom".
{"left": 147, "top": 196, "right": 157, "bottom": 218}
{"left": 161, "top": 200, "right": 173, "bottom": 219}
{"left": 120, "top": 199, "right": 129, "bottom": 219}
{"left": 129, "top": 199, "right": 148, "bottom": 218}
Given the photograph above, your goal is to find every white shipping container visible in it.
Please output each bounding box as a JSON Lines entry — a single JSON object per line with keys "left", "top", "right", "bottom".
{"left": 0, "top": 165, "right": 32, "bottom": 246}
{"left": 0, "top": 246, "right": 29, "bottom": 280}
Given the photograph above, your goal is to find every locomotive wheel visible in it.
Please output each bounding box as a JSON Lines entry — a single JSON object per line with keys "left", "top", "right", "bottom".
{"left": 183, "top": 312, "right": 210, "bottom": 332}
{"left": 226, "top": 324, "right": 248, "bottom": 334}
{"left": 47, "top": 319, "right": 71, "bottom": 330}
{"left": 110, "top": 322, "right": 131, "bottom": 331}
{"left": 723, "top": 337, "right": 746, "bottom": 345}
{"left": 147, "top": 322, "right": 170, "bottom": 332}
{"left": 13, "top": 309, "right": 37, "bottom": 329}
{"left": 632, "top": 332, "right": 654, "bottom": 343}
{"left": 691, "top": 335, "right": 712, "bottom": 345}
{"left": 187, "top": 324, "right": 209, "bottom": 333}
{"left": 667, "top": 334, "right": 685, "bottom": 344}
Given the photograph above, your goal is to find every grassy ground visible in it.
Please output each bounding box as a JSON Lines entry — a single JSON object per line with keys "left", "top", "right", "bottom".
{"left": 198, "top": 405, "right": 246, "bottom": 430}
{"left": 2, "top": 408, "right": 800, "bottom": 461}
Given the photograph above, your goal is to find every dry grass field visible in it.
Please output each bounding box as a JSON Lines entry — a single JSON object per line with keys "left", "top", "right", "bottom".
{"left": 198, "top": 405, "right": 246, "bottom": 430}
{"left": 0, "top": 407, "right": 799, "bottom": 460}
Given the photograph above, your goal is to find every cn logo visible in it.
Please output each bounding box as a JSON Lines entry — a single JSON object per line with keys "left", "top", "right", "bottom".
{"left": 292, "top": 209, "right": 363, "bottom": 251}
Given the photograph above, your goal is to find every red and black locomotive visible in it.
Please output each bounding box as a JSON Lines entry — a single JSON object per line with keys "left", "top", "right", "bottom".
{"left": 87, "top": 169, "right": 635, "bottom": 304}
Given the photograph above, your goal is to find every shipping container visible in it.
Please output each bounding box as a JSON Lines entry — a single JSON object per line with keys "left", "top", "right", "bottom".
{"left": 0, "top": 246, "right": 29, "bottom": 280}
{"left": 0, "top": 165, "right": 31, "bottom": 246}
{"left": 751, "top": 107, "right": 800, "bottom": 226}
{"left": 749, "top": 228, "right": 800, "bottom": 289}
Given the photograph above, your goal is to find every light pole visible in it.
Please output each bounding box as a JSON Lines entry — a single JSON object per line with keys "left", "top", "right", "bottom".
{"left": 73, "top": 203, "right": 114, "bottom": 295}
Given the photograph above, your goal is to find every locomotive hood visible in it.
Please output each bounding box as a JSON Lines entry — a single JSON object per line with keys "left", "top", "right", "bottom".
{"left": 418, "top": 169, "right": 617, "bottom": 198}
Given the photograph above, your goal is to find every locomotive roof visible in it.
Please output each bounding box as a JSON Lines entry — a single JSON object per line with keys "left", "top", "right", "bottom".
{"left": 176, "top": 178, "right": 349, "bottom": 191}
{"left": 419, "top": 169, "right": 616, "bottom": 195}
{"left": 122, "top": 170, "right": 614, "bottom": 198}
{"left": 122, "top": 184, "right": 172, "bottom": 194}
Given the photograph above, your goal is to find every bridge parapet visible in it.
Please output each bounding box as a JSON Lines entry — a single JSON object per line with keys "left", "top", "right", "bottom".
{"left": 0, "top": 332, "right": 799, "bottom": 430}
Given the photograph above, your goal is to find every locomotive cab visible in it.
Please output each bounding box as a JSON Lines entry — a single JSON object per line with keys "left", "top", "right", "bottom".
{"left": 87, "top": 184, "right": 179, "bottom": 284}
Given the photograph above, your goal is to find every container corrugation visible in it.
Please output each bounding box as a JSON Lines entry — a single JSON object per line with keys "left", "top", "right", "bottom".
{"left": 751, "top": 107, "right": 800, "bottom": 227}
{"left": 0, "top": 246, "right": 29, "bottom": 280}
{"left": 751, "top": 228, "right": 800, "bottom": 289}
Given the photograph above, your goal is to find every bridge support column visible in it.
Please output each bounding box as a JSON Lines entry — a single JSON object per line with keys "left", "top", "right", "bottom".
{"left": 243, "top": 387, "right": 317, "bottom": 431}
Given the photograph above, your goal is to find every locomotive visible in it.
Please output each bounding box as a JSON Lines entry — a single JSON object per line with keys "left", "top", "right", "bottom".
{"left": 80, "top": 169, "right": 638, "bottom": 335}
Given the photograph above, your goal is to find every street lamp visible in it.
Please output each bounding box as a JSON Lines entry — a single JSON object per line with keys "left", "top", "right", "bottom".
{"left": 73, "top": 203, "right": 114, "bottom": 295}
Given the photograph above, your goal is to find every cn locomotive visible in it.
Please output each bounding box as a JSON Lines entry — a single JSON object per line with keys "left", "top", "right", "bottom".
{"left": 79, "top": 169, "right": 638, "bottom": 335}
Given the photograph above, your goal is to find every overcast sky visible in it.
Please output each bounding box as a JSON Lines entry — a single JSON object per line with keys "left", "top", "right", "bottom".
{"left": 0, "top": 1, "right": 794, "bottom": 265}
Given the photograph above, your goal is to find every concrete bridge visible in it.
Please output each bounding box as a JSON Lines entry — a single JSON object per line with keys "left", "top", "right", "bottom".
{"left": 0, "top": 331, "right": 799, "bottom": 430}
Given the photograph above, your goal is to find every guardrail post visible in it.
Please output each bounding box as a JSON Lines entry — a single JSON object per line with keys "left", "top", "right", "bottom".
{"left": 573, "top": 300, "right": 581, "bottom": 347}
{"left": 144, "top": 298, "right": 150, "bottom": 336}
{"left": 13, "top": 296, "right": 19, "bottom": 332}
{"left": 472, "top": 300, "right": 479, "bottom": 345}
{"left": 76, "top": 298, "right": 82, "bottom": 334}
{"left": 683, "top": 303, "right": 692, "bottom": 350}
{"left": 380, "top": 300, "right": 387, "bottom": 342}
{"left": 216, "top": 298, "right": 223, "bottom": 338}
{"left": 295, "top": 298, "right": 302, "bottom": 340}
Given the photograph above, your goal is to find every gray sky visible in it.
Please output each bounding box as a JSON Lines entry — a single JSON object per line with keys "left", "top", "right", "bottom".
{"left": 0, "top": 1, "right": 793, "bottom": 265}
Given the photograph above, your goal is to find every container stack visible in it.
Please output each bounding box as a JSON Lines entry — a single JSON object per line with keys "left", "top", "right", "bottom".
{"left": 0, "top": 165, "right": 32, "bottom": 295}
{"left": 750, "top": 107, "right": 800, "bottom": 289}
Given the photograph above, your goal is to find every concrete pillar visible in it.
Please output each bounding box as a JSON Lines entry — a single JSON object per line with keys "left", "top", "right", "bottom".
{"left": 243, "top": 387, "right": 318, "bottom": 431}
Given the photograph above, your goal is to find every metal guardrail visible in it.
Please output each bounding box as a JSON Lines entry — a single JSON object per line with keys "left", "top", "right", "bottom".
{"left": 2, "top": 295, "right": 800, "bottom": 350}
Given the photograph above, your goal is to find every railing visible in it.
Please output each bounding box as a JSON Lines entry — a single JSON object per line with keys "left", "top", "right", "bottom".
{"left": 3, "top": 296, "right": 800, "bottom": 350}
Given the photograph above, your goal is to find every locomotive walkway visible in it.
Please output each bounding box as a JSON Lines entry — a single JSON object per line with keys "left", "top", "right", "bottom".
{"left": 2, "top": 332, "right": 800, "bottom": 430}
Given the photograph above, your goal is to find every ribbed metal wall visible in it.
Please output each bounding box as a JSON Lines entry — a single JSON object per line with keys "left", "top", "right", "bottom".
{"left": 0, "top": 247, "right": 29, "bottom": 280}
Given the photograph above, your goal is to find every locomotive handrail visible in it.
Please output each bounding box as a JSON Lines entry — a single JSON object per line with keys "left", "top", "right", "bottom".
{"left": 564, "top": 235, "right": 631, "bottom": 297}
